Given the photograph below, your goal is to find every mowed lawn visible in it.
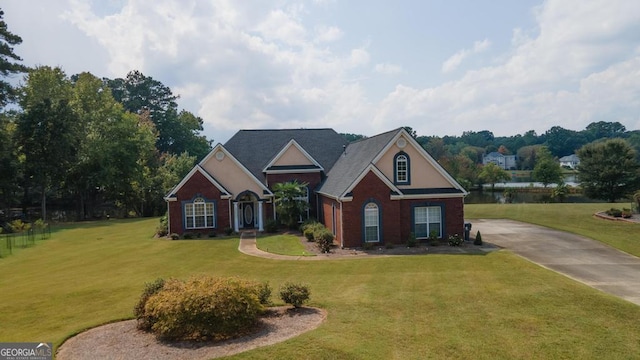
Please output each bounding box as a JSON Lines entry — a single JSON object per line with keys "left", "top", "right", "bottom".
{"left": 0, "top": 206, "right": 638, "bottom": 359}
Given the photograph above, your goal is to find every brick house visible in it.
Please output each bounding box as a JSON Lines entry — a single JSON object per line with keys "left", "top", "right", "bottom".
{"left": 165, "top": 128, "right": 468, "bottom": 247}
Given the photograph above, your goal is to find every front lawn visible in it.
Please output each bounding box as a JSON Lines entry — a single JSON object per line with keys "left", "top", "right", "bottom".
{"left": 0, "top": 211, "right": 638, "bottom": 359}
{"left": 256, "top": 233, "right": 315, "bottom": 256}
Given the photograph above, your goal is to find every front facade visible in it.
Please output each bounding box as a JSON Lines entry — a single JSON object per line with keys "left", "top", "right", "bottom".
{"left": 165, "top": 128, "right": 468, "bottom": 248}
{"left": 559, "top": 154, "right": 580, "bottom": 169}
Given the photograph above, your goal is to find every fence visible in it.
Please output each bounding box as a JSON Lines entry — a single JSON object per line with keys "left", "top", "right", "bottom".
{"left": 0, "top": 223, "right": 52, "bottom": 258}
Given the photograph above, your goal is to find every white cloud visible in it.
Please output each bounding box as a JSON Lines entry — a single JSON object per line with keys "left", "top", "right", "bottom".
{"left": 374, "top": 63, "right": 403, "bottom": 75}
{"left": 381, "top": 0, "right": 640, "bottom": 136}
{"left": 314, "top": 25, "right": 343, "bottom": 43}
{"left": 38, "top": 0, "right": 640, "bottom": 141}
{"left": 441, "top": 38, "right": 491, "bottom": 74}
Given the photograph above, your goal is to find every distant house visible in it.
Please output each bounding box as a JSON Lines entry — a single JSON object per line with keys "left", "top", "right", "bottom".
{"left": 559, "top": 154, "right": 580, "bottom": 169}
{"left": 165, "top": 127, "right": 468, "bottom": 248}
{"left": 482, "top": 152, "right": 517, "bottom": 170}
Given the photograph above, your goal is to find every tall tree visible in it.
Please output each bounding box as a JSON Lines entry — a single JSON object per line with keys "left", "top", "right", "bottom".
{"left": 104, "top": 70, "right": 211, "bottom": 158}
{"left": 0, "top": 111, "right": 19, "bottom": 208}
{"left": 516, "top": 145, "right": 544, "bottom": 170}
{"left": 16, "top": 98, "right": 79, "bottom": 220}
{"left": 584, "top": 121, "right": 626, "bottom": 141}
{"left": 544, "top": 126, "right": 587, "bottom": 157}
{"left": 0, "top": 8, "right": 28, "bottom": 108}
{"left": 532, "top": 147, "right": 563, "bottom": 187}
{"left": 479, "top": 162, "right": 511, "bottom": 192}
{"left": 16, "top": 66, "right": 76, "bottom": 220}
{"left": 577, "top": 139, "right": 640, "bottom": 202}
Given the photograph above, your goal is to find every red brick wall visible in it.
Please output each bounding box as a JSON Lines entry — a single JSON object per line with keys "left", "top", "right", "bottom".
{"left": 267, "top": 172, "right": 323, "bottom": 218}
{"left": 168, "top": 170, "right": 231, "bottom": 235}
{"left": 339, "top": 170, "right": 465, "bottom": 247}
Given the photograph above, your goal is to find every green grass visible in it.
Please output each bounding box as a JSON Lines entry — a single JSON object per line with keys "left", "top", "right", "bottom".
{"left": 256, "top": 233, "right": 315, "bottom": 256}
{"left": 465, "top": 203, "right": 640, "bottom": 257}
{"left": 0, "top": 210, "right": 639, "bottom": 359}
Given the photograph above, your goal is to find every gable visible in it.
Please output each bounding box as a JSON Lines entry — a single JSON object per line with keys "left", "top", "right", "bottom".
{"left": 199, "top": 145, "right": 271, "bottom": 198}
{"left": 373, "top": 133, "right": 462, "bottom": 190}
{"left": 263, "top": 139, "right": 323, "bottom": 173}
{"left": 165, "top": 165, "right": 231, "bottom": 200}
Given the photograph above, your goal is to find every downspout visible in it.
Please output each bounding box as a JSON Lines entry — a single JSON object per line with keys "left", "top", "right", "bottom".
{"left": 339, "top": 200, "right": 344, "bottom": 249}
{"left": 166, "top": 201, "right": 171, "bottom": 234}
{"left": 228, "top": 199, "right": 232, "bottom": 230}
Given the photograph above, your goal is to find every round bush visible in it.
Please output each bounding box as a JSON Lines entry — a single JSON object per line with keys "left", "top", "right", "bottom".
{"left": 279, "top": 282, "right": 310, "bottom": 308}
{"left": 141, "top": 276, "right": 264, "bottom": 341}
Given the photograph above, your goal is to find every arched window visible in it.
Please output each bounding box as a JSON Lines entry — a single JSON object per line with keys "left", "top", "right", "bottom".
{"left": 363, "top": 202, "right": 379, "bottom": 242}
{"left": 394, "top": 152, "right": 410, "bottom": 184}
{"left": 185, "top": 197, "right": 215, "bottom": 229}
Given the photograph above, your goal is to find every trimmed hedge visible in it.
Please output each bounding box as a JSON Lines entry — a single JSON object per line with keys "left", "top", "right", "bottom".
{"left": 138, "top": 276, "right": 265, "bottom": 341}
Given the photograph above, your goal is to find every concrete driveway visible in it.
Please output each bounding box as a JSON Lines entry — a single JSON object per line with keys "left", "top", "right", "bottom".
{"left": 472, "top": 219, "right": 640, "bottom": 306}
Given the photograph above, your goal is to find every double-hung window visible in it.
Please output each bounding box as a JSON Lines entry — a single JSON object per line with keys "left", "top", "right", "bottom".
{"left": 414, "top": 206, "right": 441, "bottom": 238}
{"left": 185, "top": 197, "right": 215, "bottom": 229}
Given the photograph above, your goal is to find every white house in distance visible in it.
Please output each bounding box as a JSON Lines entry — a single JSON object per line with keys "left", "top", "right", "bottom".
{"left": 559, "top": 154, "right": 580, "bottom": 169}
{"left": 482, "top": 152, "right": 517, "bottom": 170}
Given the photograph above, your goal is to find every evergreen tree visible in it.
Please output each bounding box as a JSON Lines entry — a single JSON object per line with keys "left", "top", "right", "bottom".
{"left": 0, "top": 8, "right": 28, "bottom": 108}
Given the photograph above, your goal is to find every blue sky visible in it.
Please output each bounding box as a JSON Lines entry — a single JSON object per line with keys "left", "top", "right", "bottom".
{"left": 4, "top": 0, "right": 639, "bottom": 144}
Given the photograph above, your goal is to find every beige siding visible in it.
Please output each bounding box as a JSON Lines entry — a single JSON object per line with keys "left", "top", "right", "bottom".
{"left": 273, "top": 145, "right": 314, "bottom": 166}
{"left": 374, "top": 135, "right": 452, "bottom": 188}
{"left": 201, "top": 151, "right": 264, "bottom": 196}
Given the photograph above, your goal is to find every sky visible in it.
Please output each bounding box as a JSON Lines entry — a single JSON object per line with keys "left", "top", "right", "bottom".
{"left": 4, "top": 0, "right": 640, "bottom": 144}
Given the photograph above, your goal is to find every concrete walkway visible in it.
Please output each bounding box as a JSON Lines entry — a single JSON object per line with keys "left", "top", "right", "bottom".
{"left": 473, "top": 219, "right": 640, "bottom": 306}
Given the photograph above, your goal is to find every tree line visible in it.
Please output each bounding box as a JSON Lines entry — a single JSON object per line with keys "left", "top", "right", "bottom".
{"left": 0, "top": 9, "right": 210, "bottom": 221}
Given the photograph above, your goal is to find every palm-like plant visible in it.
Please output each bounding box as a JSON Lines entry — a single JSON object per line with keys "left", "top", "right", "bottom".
{"left": 273, "top": 181, "right": 309, "bottom": 228}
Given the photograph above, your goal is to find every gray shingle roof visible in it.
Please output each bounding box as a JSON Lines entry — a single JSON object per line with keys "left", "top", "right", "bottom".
{"left": 318, "top": 128, "right": 402, "bottom": 197}
{"left": 223, "top": 129, "right": 349, "bottom": 183}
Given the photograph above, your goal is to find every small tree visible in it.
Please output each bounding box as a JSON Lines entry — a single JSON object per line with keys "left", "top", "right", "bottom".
{"left": 532, "top": 147, "right": 563, "bottom": 187}
{"left": 577, "top": 139, "right": 640, "bottom": 202}
{"left": 273, "top": 181, "right": 309, "bottom": 228}
{"left": 479, "top": 162, "right": 511, "bottom": 192}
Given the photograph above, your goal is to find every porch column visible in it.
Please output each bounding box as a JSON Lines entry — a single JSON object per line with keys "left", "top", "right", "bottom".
{"left": 258, "top": 200, "right": 264, "bottom": 232}
{"left": 233, "top": 201, "right": 239, "bottom": 233}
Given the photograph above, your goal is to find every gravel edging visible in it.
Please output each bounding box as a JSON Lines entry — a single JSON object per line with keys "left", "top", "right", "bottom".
{"left": 56, "top": 306, "right": 326, "bottom": 360}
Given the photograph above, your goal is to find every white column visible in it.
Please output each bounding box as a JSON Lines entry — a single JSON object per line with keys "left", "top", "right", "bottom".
{"left": 258, "top": 201, "right": 264, "bottom": 232}
{"left": 233, "top": 202, "right": 239, "bottom": 233}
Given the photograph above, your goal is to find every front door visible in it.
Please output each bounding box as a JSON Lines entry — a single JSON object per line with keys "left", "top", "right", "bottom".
{"left": 243, "top": 202, "right": 254, "bottom": 228}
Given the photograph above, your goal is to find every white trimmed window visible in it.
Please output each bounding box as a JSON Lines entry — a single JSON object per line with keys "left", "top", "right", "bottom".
{"left": 395, "top": 154, "right": 409, "bottom": 183}
{"left": 414, "top": 206, "right": 441, "bottom": 238}
{"left": 364, "top": 202, "right": 379, "bottom": 242}
{"left": 185, "top": 197, "right": 215, "bottom": 229}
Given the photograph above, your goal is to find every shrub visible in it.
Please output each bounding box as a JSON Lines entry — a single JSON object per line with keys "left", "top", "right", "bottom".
{"left": 622, "top": 208, "right": 632, "bottom": 218}
{"left": 255, "top": 281, "right": 272, "bottom": 305}
{"left": 264, "top": 219, "right": 279, "bottom": 233}
{"left": 10, "top": 219, "right": 30, "bottom": 233}
{"left": 448, "top": 234, "right": 463, "bottom": 246}
{"left": 134, "top": 278, "right": 166, "bottom": 331}
{"left": 428, "top": 230, "right": 439, "bottom": 246}
{"left": 279, "top": 282, "right": 310, "bottom": 308}
{"left": 33, "top": 219, "right": 47, "bottom": 230}
{"left": 182, "top": 232, "right": 195, "bottom": 239}
{"left": 303, "top": 222, "right": 324, "bottom": 242}
{"left": 299, "top": 218, "right": 318, "bottom": 233}
{"left": 156, "top": 215, "right": 168, "bottom": 237}
{"left": 474, "top": 230, "right": 483, "bottom": 245}
{"left": 362, "top": 242, "right": 374, "bottom": 250}
{"left": 385, "top": 242, "right": 395, "bottom": 249}
{"left": 169, "top": 233, "right": 180, "bottom": 240}
{"left": 606, "top": 208, "right": 623, "bottom": 217}
{"left": 208, "top": 232, "right": 217, "bottom": 238}
{"left": 142, "top": 276, "right": 264, "bottom": 341}
{"left": 224, "top": 227, "right": 234, "bottom": 236}
{"left": 315, "top": 228, "right": 334, "bottom": 253}
{"left": 407, "top": 232, "right": 417, "bottom": 247}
